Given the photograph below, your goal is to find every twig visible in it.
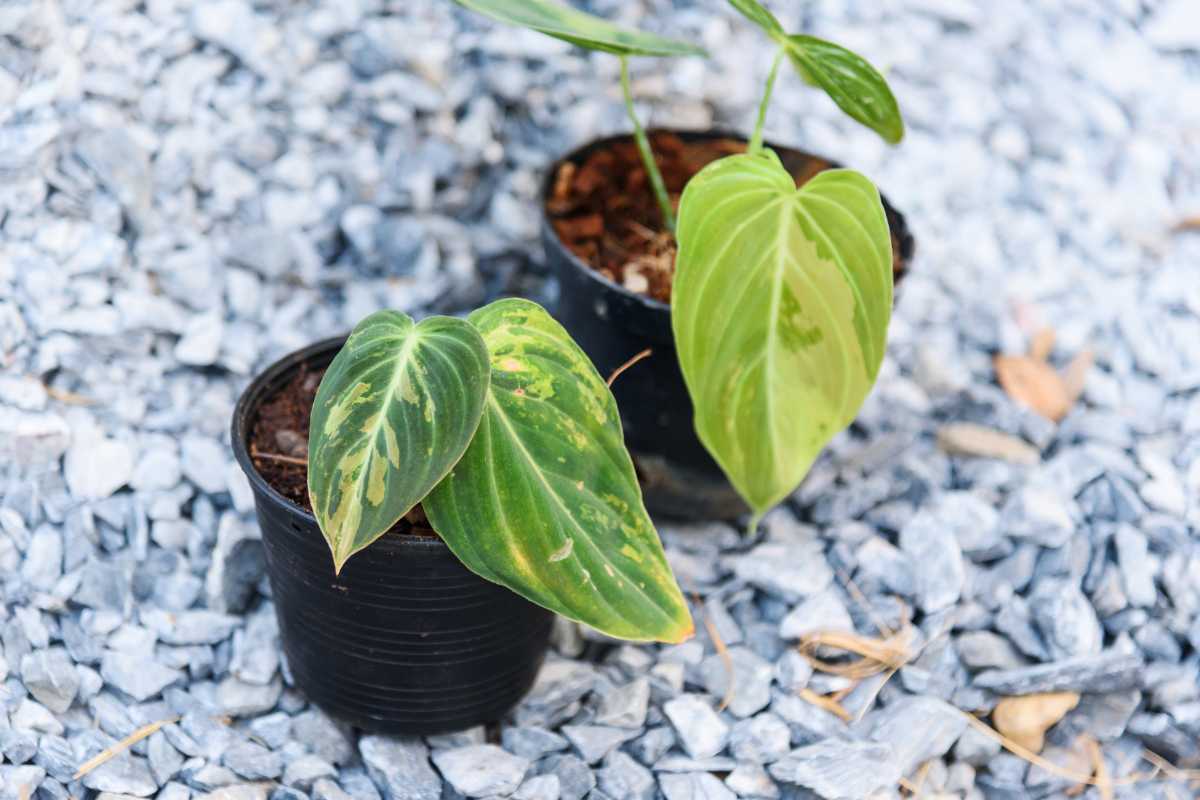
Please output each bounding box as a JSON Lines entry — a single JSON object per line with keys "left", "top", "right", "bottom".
{"left": 74, "top": 717, "right": 179, "bottom": 780}
{"left": 251, "top": 449, "right": 307, "bottom": 466}
{"left": 606, "top": 348, "right": 652, "bottom": 388}
{"left": 45, "top": 384, "right": 94, "bottom": 405}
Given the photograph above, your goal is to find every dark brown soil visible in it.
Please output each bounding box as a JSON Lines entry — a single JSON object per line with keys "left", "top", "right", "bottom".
{"left": 248, "top": 365, "right": 436, "bottom": 537}
{"left": 547, "top": 131, "right": 907, "bottom": 303}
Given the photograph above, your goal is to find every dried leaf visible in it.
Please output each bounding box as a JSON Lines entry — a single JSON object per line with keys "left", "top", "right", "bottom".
{"left": 992, "top": 692, "right": 1080, "bottom": 753}
{"left": 994, "top": 354, "right": 1072, "bottom": 421}
{"left": 937, "top": 423, "right": 1040, "bottom": 465}
{"left": 1172, "top": 215, "right": 1200, "bottom": 232}
{"left": 1029, "top": 328, "right": 1056, "bottom": 362}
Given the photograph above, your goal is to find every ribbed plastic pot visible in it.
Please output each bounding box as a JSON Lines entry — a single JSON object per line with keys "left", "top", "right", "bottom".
{"left": 543, "top": 130, "right": 915, "bottom": 522}
{"left": 231, "top": 337, "right": 554, "bottom": 735}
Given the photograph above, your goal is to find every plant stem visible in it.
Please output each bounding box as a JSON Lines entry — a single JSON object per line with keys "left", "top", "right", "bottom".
{"left": 748, "top": 48, "right": 785, "bottom": 155}
{"left": 619, "top": 56, "right": 675, "bottom": 232}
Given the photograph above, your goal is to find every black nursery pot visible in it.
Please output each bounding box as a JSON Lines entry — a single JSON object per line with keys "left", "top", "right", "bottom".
{"left": 232, "top": 338, "right": 554, "bottom": 735}
{"left": 542, "top": 130, "right": 915, "bottom": 522}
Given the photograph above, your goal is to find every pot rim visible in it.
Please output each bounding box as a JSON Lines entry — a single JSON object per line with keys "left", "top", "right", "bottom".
{"left": 231, "top": 336, "right": 449, "bottom": 554}
{"left": 539, "top": 127, "right": 913, "bottom": 315}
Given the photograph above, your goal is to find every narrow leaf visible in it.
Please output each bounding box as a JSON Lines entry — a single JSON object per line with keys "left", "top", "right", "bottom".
{"left": 673, "top": 151, "right": 893, "bottom": 517}
{"left": 454, "top": 0, "right": 706, "bottom": 57}
{"left": 424, "top": 298, "right": 693, "bottom": 644}
{"left": 726, "top": 0, "right": 784, "bottom": 36}
{"left": 783, "top": 35, "right": 904, "bottom": 144}
{"left": 308, "top": 311, "right": 490, "bottom": 572}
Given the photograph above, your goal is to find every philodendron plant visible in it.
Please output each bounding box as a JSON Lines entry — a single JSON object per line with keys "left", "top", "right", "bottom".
{"left": 307, "top": 298, "right": 693, "bottom": 643}
{"left": 457, "top": 0, "right": 903, "bottom": 529}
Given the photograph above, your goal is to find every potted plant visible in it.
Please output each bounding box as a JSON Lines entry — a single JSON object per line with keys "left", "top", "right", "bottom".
{"left": 457, "top": 0, "right": 914, "bottom": 524}
{"left": 232, "top": 298, "right": 692, "bottom": 734}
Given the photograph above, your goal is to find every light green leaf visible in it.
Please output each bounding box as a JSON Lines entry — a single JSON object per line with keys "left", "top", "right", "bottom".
{"left": 672, "top": 151, "right": 893, "bottom": 519}
{"left": 454, "top": 0, "right": 706, "bottom": 57}
{"left": 308, "top": 311, "right": 490, "bottom": 572}
{"left": 726, "top": 0, "right": 784, "bottom": 36}
{"left": 783, "top": 35, "right": 904, "bottom": 144}
{"left": 423, "top": 298, "right": 693, "bottom": 644}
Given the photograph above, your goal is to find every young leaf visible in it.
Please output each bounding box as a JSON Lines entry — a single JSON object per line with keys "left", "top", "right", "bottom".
{"left": 454, "top": 0, "right": 706, "bottom": 57}
{"left": 423, "top": 298, "right": 693, "bottom": 644}
{"left": 308, "top": 311, "right": 490, "bottom": 572}
{"left": 784, "top": 35, "right": 904, "bottom": 144}
{"left": 725, "top": 0, "right": 903, "bottom": 144}
{"left": 672, "top": 151, "right": 893, "bottom": 519}
{"left": 726, "top": 0, "right": 783, "bottom": 36}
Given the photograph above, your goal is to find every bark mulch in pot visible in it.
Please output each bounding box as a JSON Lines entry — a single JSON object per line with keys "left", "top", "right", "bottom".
{"left": 547, "top": 130, "right": 907, "bottom": 304}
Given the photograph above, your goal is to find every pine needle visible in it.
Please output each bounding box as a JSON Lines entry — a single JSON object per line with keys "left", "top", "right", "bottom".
{"left": 701, "top": 601, "right": 735, "bottom": 713}
{"left": 798, "top": 687, "right": 852, "bottom": 722}
{"left": 606, "top": 348, "right": 652, "bottom": 388}
{"left": 73, "top": 717, "right": 179, "bottom": 780}
{"left": 797, "top": 627, "right": 915, "bottom": 680}
{"left": 1082, "top": 735, "right": 1114, "bottom": 800}
{"left": 959, "top": 713, "right": 1198, "bottom": 788}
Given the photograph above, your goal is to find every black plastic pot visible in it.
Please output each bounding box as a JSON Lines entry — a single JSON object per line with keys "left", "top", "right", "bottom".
{"left": 543, "top": 130, "right": 915, "bottom": 521}
{"left": 232, "top": 338, "right": 553, "bottom": 735}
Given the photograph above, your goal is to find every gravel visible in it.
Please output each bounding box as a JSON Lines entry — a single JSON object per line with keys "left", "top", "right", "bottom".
{"left": 1, "top": 0, "right": 1196, "bottom": 798}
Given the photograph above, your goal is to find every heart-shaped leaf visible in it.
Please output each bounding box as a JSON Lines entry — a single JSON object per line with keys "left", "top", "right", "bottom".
{"left": 673, "top": 151, "right": 893, "bottom": 519}
{"left": 308, "top": 311, "right": 490, "bottom": 572}
{"left": 726, "top": 0, "right": 903, "bottom": 144}
{"left": 454, "top": 0, "right": 706, "bottom": 57}
{"left": 423, "top": 298, "right": 693, "bottom": 644}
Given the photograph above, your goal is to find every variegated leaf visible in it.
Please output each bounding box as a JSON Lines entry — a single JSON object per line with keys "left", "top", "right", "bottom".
{"left": 423, "top": 298, "right": 693, "bottom": 644}
{"left": 308, "top": 311, "right": 490, "bottom": 572}
{"left": 454, "top": 0, "right": 706, "bottom": 58}
{"left": 673, "top": 151, "right": 893, "bottom": 521}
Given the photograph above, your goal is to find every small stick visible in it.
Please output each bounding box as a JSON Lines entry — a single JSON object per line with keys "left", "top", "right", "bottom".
{"left": 606, "top": 348, "right": 652, "bottom": 388}
{"left": 251, "top": 450, "right": 307, "bottom": 466}
{"left": 74, "top": 717, "right": 179, "bottom": 780}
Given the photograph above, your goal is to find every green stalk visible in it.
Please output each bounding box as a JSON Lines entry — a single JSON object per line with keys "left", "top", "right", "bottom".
{"left": 748, "top": 48, "right": 785, "bottom": 155}
{"left": 619, "top": 56, "right": 675, "bottom": 232}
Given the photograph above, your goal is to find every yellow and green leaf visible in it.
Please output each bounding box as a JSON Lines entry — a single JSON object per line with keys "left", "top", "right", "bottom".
{"left": 423, "top": 298, "right": 693, "bottom": 644}
{"left": 308, "top": 311, "right": 489, "bottom": 572}
{"left": 454, "top": 0, "right": 706, "bottom": 58}
{"left": 673, "top": 151, "right": 893, "bottom": 521}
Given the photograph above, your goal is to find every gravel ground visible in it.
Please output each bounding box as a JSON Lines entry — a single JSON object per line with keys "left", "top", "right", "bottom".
{"left": 2, "top": 1, "right": 1199, "bottom": 798}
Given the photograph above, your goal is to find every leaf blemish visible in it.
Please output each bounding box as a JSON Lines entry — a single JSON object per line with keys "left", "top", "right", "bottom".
{"left": 548, "top": 538, "right": 574, "bottom": 562}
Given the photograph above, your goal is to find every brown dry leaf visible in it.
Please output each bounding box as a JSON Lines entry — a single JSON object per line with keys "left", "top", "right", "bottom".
{"left": 937, "top": 423, "right": 1040, "bottom": 465}
{"left": 992, "top": 692, "right": 1080, "bottom": 753}
{"left": 994, "top": 354, "right": 1072, "bottom": 421}
{"left": 1172, "top": 215, "right": 1200, "bottom": 232}
{"left": 1030, "top": 328, "right": 1056, "bottom": 361}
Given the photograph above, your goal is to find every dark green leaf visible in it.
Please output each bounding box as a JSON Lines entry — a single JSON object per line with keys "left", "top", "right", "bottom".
{"left": 424, "top": 299, "right": 693, "bottom": 643}
{"left": 308, "top": 311, "right": 490, "bottom": 572}
{"left": 673, "top": 152, "right": 893, "bottom": 518}
{"left": 455, "top": 0, "right": 706, "bottom": 57}
{"left": 784, "top": 35, "right": 904, "bottom": 144}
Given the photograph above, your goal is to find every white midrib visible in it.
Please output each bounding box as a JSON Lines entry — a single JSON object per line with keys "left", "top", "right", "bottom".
{"left": 335, "top": 333, "right": 421, "bottom": 563}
